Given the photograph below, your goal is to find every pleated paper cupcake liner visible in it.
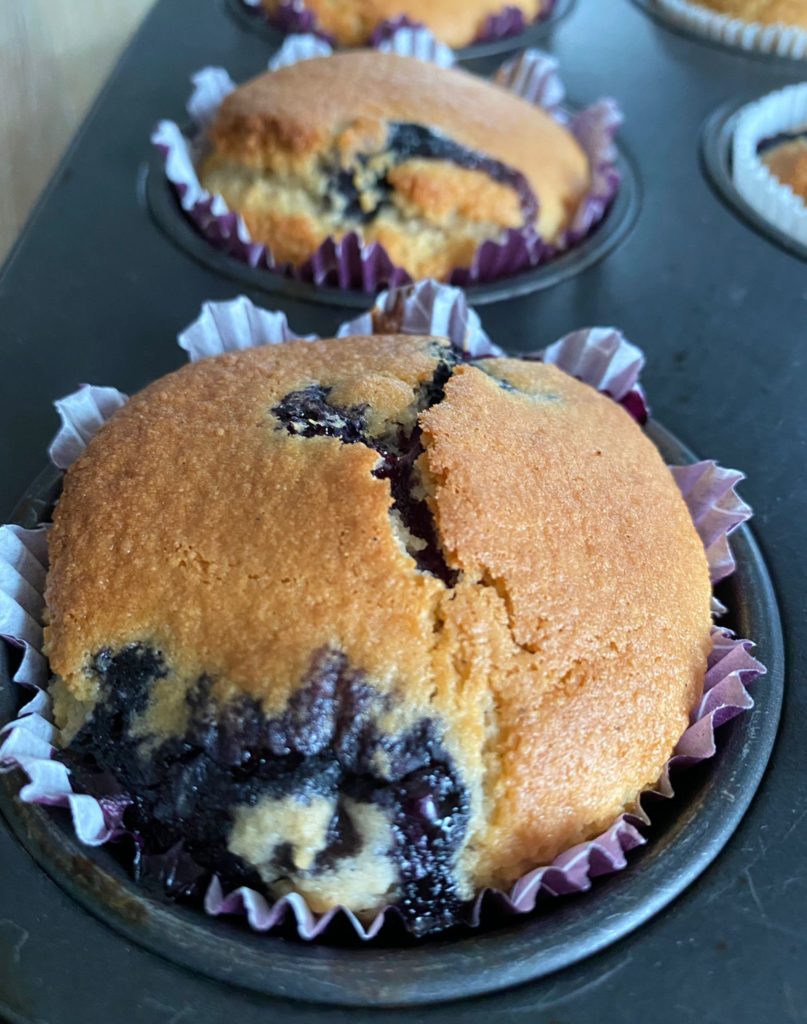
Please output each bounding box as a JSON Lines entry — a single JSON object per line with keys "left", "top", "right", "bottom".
{"left": 151, "top": 32, "right": 622, "bottom": 292}
{"left": 239, "top": 0, "right": 556, "bottom": 47}
{"left": 732, "top": 83, "right": 807, "bottom": 247}
{"left": 0, "top": 281, "right": 764, "bottom": 940}
{"left": 652, "top": 0, "right": 807, "bottom": 59}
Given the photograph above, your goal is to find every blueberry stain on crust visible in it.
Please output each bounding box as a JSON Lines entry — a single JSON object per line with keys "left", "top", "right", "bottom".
{"left": 60, "top": 644, "right": 470, "bottom": 934}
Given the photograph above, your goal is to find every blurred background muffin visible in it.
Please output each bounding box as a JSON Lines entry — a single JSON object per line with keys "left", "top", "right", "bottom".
{"left": 198, "top": 51, "right": 592, "bottom": 282}
{"left": 258, "top": 0, "right": 550, "bottom": 48}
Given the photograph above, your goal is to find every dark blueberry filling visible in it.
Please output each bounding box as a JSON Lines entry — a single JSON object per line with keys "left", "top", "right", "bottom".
{"left": 60, "top": 644, "right": 470, "bottom": 935}
{"left": 327, "top": 121, "right": 538, "bottom": 227}
{"left": 272, "top": 356, "right": 459, "bottom": 586}
{"left": 271, "top": 384, "right": 368, "bottom": 443}
{"left": 757, "top": 128, "right": 807, "bottom": 155}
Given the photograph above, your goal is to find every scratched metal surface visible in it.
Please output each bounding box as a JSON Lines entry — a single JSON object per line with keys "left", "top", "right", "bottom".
{"left": 0, "top": 0, "right": 804, "bottom": 1020}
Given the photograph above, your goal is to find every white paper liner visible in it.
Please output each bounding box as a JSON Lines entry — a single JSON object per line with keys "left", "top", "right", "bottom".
{"left": 0, "top": 282, "right": 764, "bottom": 940}
{"left": 151, "top": 35, "right": 622, "bottom": 292}
{"left": 732, "top": 83, "right": 807, "bottom": 247}
{"left": 653, "top": 0, "right": 807, "bottom": 58}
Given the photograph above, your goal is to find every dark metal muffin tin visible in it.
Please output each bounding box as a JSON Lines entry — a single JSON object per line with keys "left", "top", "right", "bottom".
{"left": 0, "top": 1, "right": 805, "bottom": 1021}
{"left": 222, "top": 0, "right": 577, "bottom": 65}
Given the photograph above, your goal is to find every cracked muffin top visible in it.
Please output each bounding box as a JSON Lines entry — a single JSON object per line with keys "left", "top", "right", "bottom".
{"left": 45, "top": 334, "right": 712, "bottom": 934}
{"left": 693, "top": 0, "right": 807, "bottom": 28}
{"left": 199, "top": 52, "right": 590, "bottom": 280}
{"left": 260, "top": 0, "right": 546, "bottom": 49}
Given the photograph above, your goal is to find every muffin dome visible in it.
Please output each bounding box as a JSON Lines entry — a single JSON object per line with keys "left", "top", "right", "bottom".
{"left": 46, "top": 334, "right": 712, "bottom": 935}
{"left": 694, "top": 0, "right": 807, "bottom": 29}
{"left": 260, "top": 0, "right": 545, "bottom": 49}
{"left": 199, "top": 51, "right": 590, "bottom": 281}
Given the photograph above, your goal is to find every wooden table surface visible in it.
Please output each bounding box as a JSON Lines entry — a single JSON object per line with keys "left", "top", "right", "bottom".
{"left": 0, "top": 0, "right": 156, "bottom": 263}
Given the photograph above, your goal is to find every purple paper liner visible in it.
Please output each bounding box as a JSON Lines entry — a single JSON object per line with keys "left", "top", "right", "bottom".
{"left": 0, "top": 282, "right": 764, "bottom": 941}
{"left": 151, "top": 36, "right": 622, "bottom": 293}
{"left": 242, "top": 0, "right": 556, "bottom": 46}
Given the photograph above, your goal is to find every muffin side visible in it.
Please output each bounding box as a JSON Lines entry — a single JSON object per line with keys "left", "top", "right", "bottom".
{"left": 198, "top": 52, "right": 590, "bottom": 280}
{"left": 260, "top": 0, "right": 545, "bottom": 48}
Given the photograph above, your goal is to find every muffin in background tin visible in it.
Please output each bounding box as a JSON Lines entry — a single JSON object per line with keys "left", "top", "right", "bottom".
{"left": 254, "top": 0, "right": 551, "bottom": 48}
{"left": 44, "top": 331, "right": 712, "bottom": 936}
{"left": 153, "top": 35, "right": 622, "bottom": 294}
{"left": 198, "top": 51, "right": 590, "bottom": 282}
{"left": 760, "top": 127, "right": 807, "bottom": 200}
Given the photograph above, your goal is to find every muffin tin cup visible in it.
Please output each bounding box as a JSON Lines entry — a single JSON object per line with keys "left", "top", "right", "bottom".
{"left": 224, "top": 0, "right": 575, "bottom": 63}
{"left": 632, "top": 0, "right": 807, "bottom": 60}
{"left": 0, "top": 283, "right": 767, "bottom": 963}
{"left": 701, "top": 94, "right": 807, "bottom": 261}
{"left": 150, "top": 38, "right": 625, "bottom": 305}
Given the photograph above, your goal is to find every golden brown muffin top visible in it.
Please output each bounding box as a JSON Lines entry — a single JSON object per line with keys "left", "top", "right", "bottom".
{"left": 46, "top": 336, "right": 712, "bottom": 888}
{"left": 262, "top": 0, "right": 543, "bottom": 48}
{"left": 207, "top": 51, "right": 590, "bottom": 241}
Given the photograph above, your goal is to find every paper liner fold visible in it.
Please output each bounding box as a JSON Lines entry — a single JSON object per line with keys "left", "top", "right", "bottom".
{"left": 152, "top": 33, "right": 622, "bottom": 293}
{"left": 337, "top": 279, "right": 502, "bottom": 357}
{"left": 652, "top": 0, "right": 807, "bottom": 59}
{"left": 0, "top": 282, "right": 765, "bottom": 940}
{"left": 241, "top": 0, "right": 555, "bottom": 46}
{"left": 536, "top": 326, "right": 648, "bottom": 422}
{"left": 732, "top": 84, "right": 807, "bottom": 248}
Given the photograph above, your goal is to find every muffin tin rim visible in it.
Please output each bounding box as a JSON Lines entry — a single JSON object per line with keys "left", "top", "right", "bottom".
{"left": 629, "top": 0, "right": 807, "bottom": 64}
{"left": 143, "top": 133, "right": 641, "bottom": 309}
{"left": 700, "top": 97, "right": 807, "bottom": 263}
{"left": 219, "top": 0, "right": 577, "bottom": 63}
{"left": 0, "top": 421, "right": 784, "bottom": 1008}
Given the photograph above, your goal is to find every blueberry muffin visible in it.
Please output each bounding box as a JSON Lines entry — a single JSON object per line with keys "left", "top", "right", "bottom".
{"left": 693, "top": 0, "right": 807, "bottom": 29}
{"left": 261, "top": 0, "right": 544, "bottom": 48}
{"left": 759, "top": 127, "right": 807, "bottom": 201}
{"left": 198, "top": 52, "right": 590, "bottom": 281}
{"left": 45, "top": 334, "right": 712, "bottom": 935}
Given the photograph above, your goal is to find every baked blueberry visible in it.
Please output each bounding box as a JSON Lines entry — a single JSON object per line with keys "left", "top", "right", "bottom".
{"left": 46, "top": 334, "right": 712, "bottom": 933}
